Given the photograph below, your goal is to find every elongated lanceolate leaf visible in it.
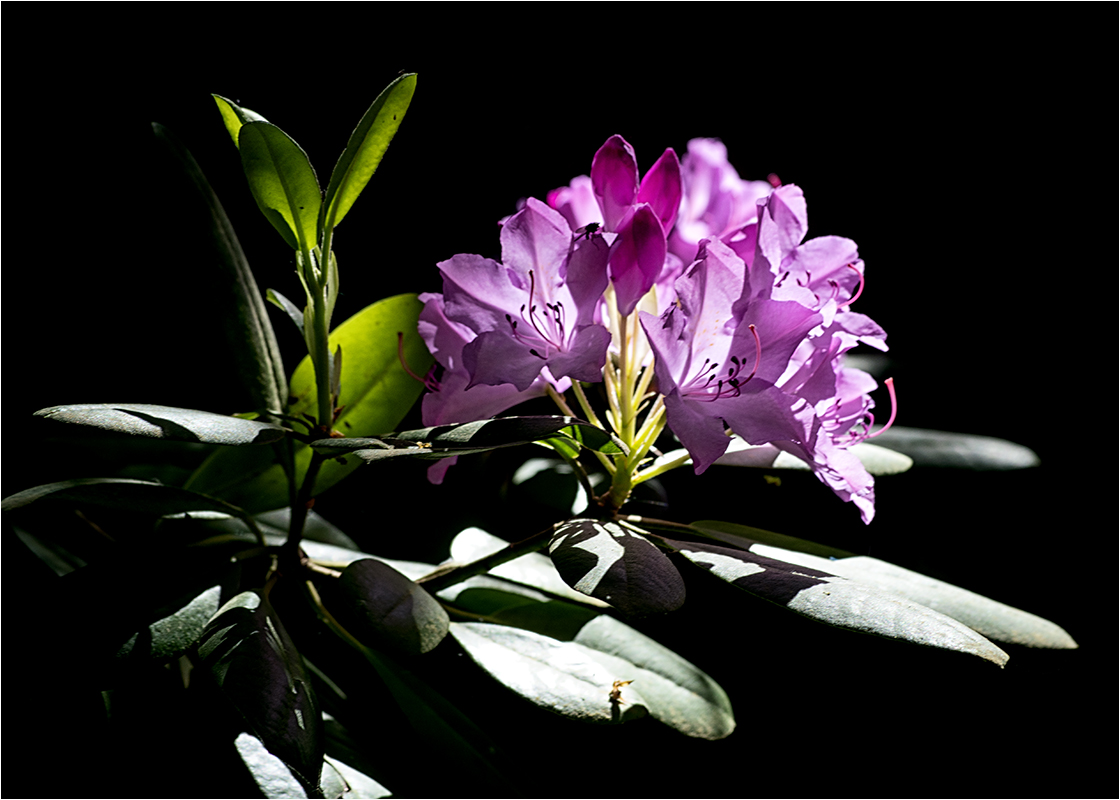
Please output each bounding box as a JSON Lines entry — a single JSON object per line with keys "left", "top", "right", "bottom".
{"left": 335, "top": 559, "right": 449, "bottom": 655}
{"left": 212, "top": 94, "right": 269, "bottom": 147}
{"left": 711, "top": 438, "right": 914, "bottom": 475}
{"left": 238, "top": 121, "right": 321, "bottom": 251}
{"left": 549, "top": 519, "right": 685, "bottom": 616}
{"left": 745, "top": 543, "right": 1077, "bottom": 649}
{"left": 574, "top": 615, "right": 736, "bottom": 740}
{"left": 197, "top": 590, "right": 323, "bottom": 792}
{"left": 152, "top": 123, "right": 287, "bottom": 416}
{"left": 186, "top": 295, "right": 430, "bottom": 512}
{"left": 449, "top": 622, "right": 648, "bottom": 725}
{"left": 688, "top": 518, "right": 855, "bottom": 559}
{"left": 321, "top": 73, "right": 417, "bottom": 232}
{"left": 862, "top": 426, "right": 1040, "bottom": 469}
{"left": 34, "top": 403, "right": 285, "bottom": 445}
{"left": 2, "top": 478, "right": 243, "bottom": 518}
{"left": 311, "top": 416, "right": 623, "bottom": 462}
{"left": 664, "top": 537, "right": 1010, "bottom": 666}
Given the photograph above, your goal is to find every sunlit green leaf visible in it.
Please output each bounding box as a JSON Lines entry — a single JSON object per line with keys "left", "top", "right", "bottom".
{"left": 738, "top": 543, "right": 1077, "bottom": 649}
{"left": 574, "top": 615, "right": 736, "bottom": 740}
{"left": 663, "top": 536, "right": 1010, "bottom": 666}
{"left": 449, "top": 622, "right": 649, "bottom": 724}
{"left": 321, "top": 74, "right": 417, "bottom": 232}
{"left": 238, "top": 121, "right": 321, "bottom": 251}
{"left": 115, "top": 585, "right": 222, "bottom": 665}
{"left": 212, "top": 94, "right": 269, "bottom": 148}
{"left": 34, "top": 403, "right": 286, "bottom": 445}
{"left": 268, "top": 288, "right": 305, "bottom": 335}
{"left": 186, "top": 295, "right": 430, "bottom": 512}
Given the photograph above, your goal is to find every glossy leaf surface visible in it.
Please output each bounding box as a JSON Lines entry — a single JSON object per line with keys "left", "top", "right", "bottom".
{"left": 238, "top": 121, "right": 321, "bottom": 251}
{"left": 335, "top": 559, "right": 449, "bottom": 655}
{"left": 863, "top": 426, "right": 1040, "bottom": 469}
{"left": 311, "top": 415, "right": 623, "bottom": 462}
{"left": 746, "top": 543, "right": 1077, "bottom": 649}
{"left": 665, "top": 537, "right": 1009, "bottom": 666}
{"left": 115, "top": 584, "right": 223, "bottom": 664}
{"left": 196, "top": 590, "right": 323, "bottom": 791}
{"left": 321, "top": 73, "right": 417, "bottom": 231}
{"left": 34, "top": 403, "right": 285, "bottom": 445}
{"left": 212, "top": 94, "right": 269, "bottom": 147}
{"left": 548, "top": 519, "right": 686, "bottom": 616}
{"left": 449, "top": 622, "right": 649, "bottom": 724}
{"left": 186, "top": 295, "right": 430, "bottom": 512}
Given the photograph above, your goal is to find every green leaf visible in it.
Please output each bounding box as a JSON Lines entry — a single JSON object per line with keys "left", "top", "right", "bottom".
{"left": 234, "top": 732, "right": 308, "bottom": 798}
{"left": 115, "top": 585, "right": 223, "bottom": 665}
{"left": 196, "top": 590, "right": 323, "bottom": 792}
{"left": 321, "top": 74, "right": 417, "bottom": 232}
{"left": 334, "top": 559, "right": 449, "bottom": 655}
{"left": 268, "top": 288, "right": 305, "bottom": 336}
{"left": 449, "top": 622, "right": 649, "bottom": 725}
{"left": 664, "top": 537, "right": 1010, "bottom": 667}
{"left": 2, "top": 477, "right": 245, "bottom": 518}
{"left": 735, "top": 543, "right": 1078, "bottom": 649}
{"left": 212, "top": 94, "right": 269, "bottom": 147}
{"left": 863, "top": 426, "right": 1040, "bottom": 469}
{"left": 711, "top": 437, "right": 913, "bottom": 475}
{"left": 548, "top": 519, "right": 686, "bottom": 617}
{"left": 238, "top": 121, "right": 321, "bottom": 251}
{"left": 34, "top": 403, "right": 286, "bottom": 445}
{"left": 153, "top": 123, "right": 288, "bottom": 415}
{"left": 447, "top": 526, "right": 610, "bottom": 607}
{"left": 573, "top": 615, "right": 736, "bottom": 740}
{"left": 688, "top": 519, "right": 855, "bottom": 559}
{"left": 311, "top": 415, "right": 623, "bottom": 462}
{"left": 186, "top": 295, "right": 431, "bottom": 512}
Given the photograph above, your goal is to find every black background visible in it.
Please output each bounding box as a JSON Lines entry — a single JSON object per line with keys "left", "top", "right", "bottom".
{"left": 4, "top": 6, "right": 1112, "bottom": 798}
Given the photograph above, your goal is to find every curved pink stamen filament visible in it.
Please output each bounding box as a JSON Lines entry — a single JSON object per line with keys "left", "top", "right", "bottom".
{"left": 843, "top": 264, "right": 865, "bottom": 308}
{"left": 865, "top": 377, "right": 897, "bottom": 438}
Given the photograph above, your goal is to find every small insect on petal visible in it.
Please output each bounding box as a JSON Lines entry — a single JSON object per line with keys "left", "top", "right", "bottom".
{"left": 574, "top": 221, "right": 602, "bottom": 242}
{"left": 609, "top": 679, "right": 634, "bottom": 705}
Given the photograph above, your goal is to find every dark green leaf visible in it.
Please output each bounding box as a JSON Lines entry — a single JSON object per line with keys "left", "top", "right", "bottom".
{"left": 548, "top": 519, "right": 685, "bottom": 616}
{"left": 663, "top": 537, "right": 1010, "bottom": 666}
{"left": 864, "top": 426, "right": 1040, "bottom": 469}
{"left": 186, "top": 295, "right": 430, "bottom": 512}
{"left": 196, "top": 590, "right": 323, "bottom": 791}
{"left": 335, "top": 559, "right": 449, "bottom": 655}
{"left": 238, "top": 121, "right": 321, "bottom": 251}
{"left": 321, "top": 74, "right": 417, "bottom": 232}
{"left": 688, "top": 519, "right": 855, "bottom": 559}
{"left": 153, "top": 123, "right": 287, "bottom": 416}
{"left": 311, "top": 416, "right": 623, "bottom": 462}
{"left": 35, "top": 403, "right": 286, "bottom": 445}
{"left": 449, "top": 622, "right": 649, "bottom": 725}
{"left": 2, "top": 477, "right": 243, "bottom": 518}
{"left": 268, "top": 288, "right": 305, "bottom": 335}
{"left": 212, "top": 94, "right": 269, "bottom": 147}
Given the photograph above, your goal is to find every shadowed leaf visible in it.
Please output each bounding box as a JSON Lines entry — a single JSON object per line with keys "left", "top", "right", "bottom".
{"left": 34, "top": 403, "right": 285, "bottom": 445}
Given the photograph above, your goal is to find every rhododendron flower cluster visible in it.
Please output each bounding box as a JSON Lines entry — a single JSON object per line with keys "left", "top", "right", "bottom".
{"left": 418, "top": 135, "right": 893, "bottom": 522}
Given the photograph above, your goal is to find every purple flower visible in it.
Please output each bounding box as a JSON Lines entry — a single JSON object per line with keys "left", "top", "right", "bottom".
{"left": 549, "top": 135, "right": 681, "bottom": 316}
{"left": 641, "top": 238, "right": 881, "bottom": 522}
{"left": 668, "top": 138, "right": 774, "bottom": 266}
{"left": 438, "top": 197, "right": 612, "bottom": 393}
